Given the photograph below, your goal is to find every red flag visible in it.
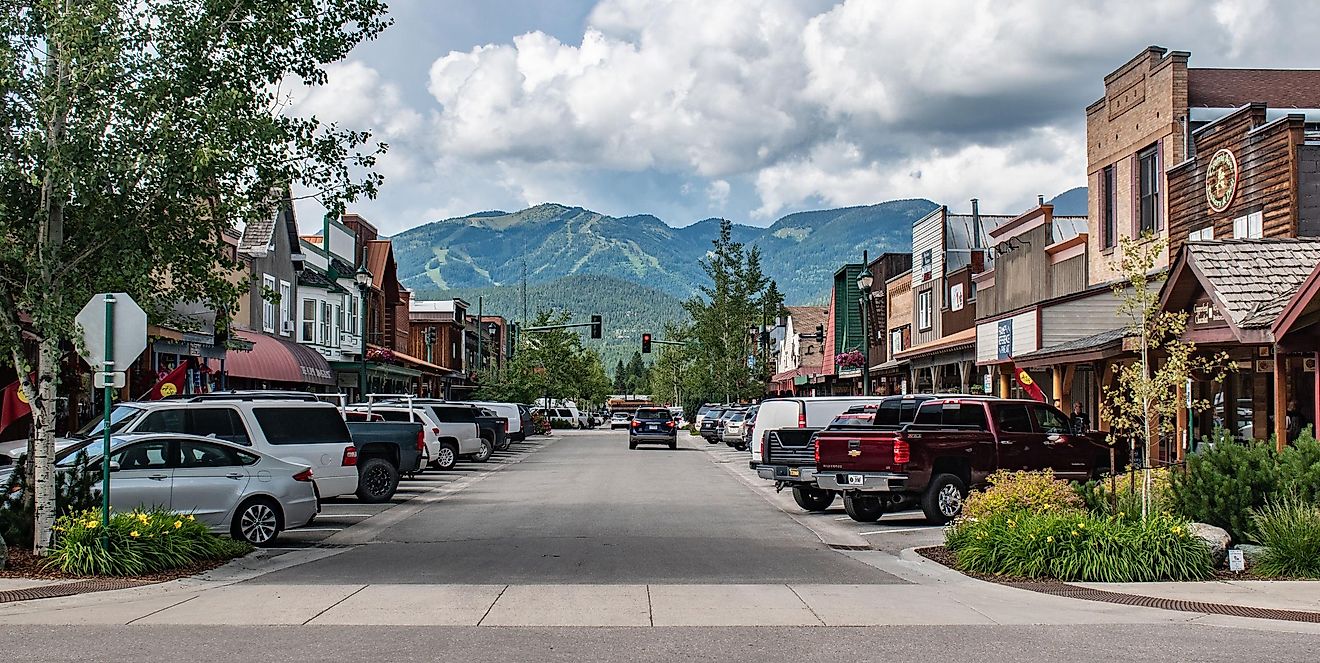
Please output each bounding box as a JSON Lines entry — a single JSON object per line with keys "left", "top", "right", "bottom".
{"left": 147, "top": 363, "right": 189, "bottom": 400}
{"left": 1011, "top": 362, "right": 1047, "bottom": 403}
{"left": 1, "top": 380, "right": 33, "bottom": 432}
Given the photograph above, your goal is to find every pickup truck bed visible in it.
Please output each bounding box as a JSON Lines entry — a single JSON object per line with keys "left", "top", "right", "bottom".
{"left": 346, "top": 421, "right": 424, "bottom": 503}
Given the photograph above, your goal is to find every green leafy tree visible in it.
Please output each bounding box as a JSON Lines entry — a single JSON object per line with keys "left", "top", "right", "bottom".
{"left": 475, "top": 310, "right": 610, "bottom": 409}
{"left": 0, "top": 0, "right": 390, "bottom": 552}
{"left": 647, "top": 322, "right": 694, "bottom": 408}
{"left": 1101, "top": 235, "right": 1233, "bottom": 518}
{"left": 683, "top": 220, "right": 778, "bottom": 403}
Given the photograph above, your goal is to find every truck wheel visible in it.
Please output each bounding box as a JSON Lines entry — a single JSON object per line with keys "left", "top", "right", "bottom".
{"left": 355, "top": 457, "right": 399, "bottom": 503}
{"left": 668, "top": 438, "right": 677, "bottom": 450}
{"left": 733, "top": 442, "right": 748, "bottom": 452}
{"left": 629, "top": 440, "right": 637, "bottom": 450}
{"left": 471, "top": 437, "right": 493, "bottom": 463}
{"left": 921, "top": 473, "right": 968, "bottom": 524}
{"left": 432, "top": 442, "right": 458, "bottom": 471}
{"left": 792, "top": 486, "right": 835, "bottom": 512}
{"left": 843, "top": 493, "right": 886, "bottom": 522}
{"left": 706, "top": 436, "right": 718, "bottom": 445}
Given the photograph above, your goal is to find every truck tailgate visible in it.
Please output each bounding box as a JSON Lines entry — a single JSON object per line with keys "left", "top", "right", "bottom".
{"left": 815, "top": 429, "right": 902, "bottom": 473}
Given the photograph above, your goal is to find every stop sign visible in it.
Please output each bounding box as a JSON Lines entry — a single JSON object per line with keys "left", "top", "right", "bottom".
{"left": 75, "top": 292, "right": 148, "bottom": 370}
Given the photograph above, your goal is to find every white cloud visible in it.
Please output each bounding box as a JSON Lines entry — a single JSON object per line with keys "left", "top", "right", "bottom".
{"left": 293, "top": 1, "right": 1320, "bottom": 232}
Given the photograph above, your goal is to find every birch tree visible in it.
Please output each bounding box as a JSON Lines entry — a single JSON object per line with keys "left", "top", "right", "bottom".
{"left": 0, "top": 0, "right": 390, "bottom": 552}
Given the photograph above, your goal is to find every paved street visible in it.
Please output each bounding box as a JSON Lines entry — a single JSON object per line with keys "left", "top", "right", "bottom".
{"left": 2, "top": 429, "right": 1319, "bottom": 662}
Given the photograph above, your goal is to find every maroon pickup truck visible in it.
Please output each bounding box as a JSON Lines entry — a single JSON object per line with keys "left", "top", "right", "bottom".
{"left": 813, "top": 397, "right": 1115, "bottom": 524}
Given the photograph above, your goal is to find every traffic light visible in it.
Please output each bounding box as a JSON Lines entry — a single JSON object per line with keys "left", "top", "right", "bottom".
{"left": 814, "top": 324, "right": 824, "bottom": 342}
{"left": 590, "top": 314, "right": 602, "bottom": 339}
{"left": 641, "top": 333, "right": 652, "bottom": 353}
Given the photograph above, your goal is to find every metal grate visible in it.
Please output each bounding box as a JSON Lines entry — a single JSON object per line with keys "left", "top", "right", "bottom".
{"left": 1004, "top": 581, "right": 1320, "bottom": 624}
{"left": 0, "top": 578, "right": 150, "bottom": 604}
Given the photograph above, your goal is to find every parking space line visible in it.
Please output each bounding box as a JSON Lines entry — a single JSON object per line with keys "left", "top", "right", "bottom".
{"left": 856, "top": 527, "right": 942, "bottom": 535}
{"left": 291, "top": 528, "right": 344, "bottom": 533}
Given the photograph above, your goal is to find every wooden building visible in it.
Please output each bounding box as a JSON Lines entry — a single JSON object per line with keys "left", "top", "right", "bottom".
{"left": 862, "top": 253, "right": 913, "bottom": 395}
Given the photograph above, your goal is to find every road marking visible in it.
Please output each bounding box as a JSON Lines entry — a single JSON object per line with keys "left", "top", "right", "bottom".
{"left": 290, "top": 528, "right": 344, "bottom": 533}
{"left": 856, "top": 527, "right": 942, "bottom": 535}
{"left": 321, "top": 513, "right": 374, "bottom": 518}
{"left": 833, "top": 516, "right": 852, "bottom": 521}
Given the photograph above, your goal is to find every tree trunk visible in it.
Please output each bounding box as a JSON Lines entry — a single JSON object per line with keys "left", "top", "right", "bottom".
{"left": 30, "top": 338, "right": 61, "bottom": 553}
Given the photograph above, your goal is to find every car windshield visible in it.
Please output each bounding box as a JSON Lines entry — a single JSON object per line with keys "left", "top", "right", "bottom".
{"left": 728, "top": 412, "right": 745, "bottom": 422}
{"left": 75, "top": 404, "right": 146, "bottom": 438}
{"left": 634, "top": 409, "right": 670, "bottom": 421}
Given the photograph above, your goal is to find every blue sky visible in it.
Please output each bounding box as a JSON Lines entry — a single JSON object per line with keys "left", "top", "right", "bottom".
{"left": 290, "top": 0, "right": 1320, "bottom": 235}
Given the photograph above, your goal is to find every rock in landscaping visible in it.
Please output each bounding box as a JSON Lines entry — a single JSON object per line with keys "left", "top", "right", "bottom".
{"left": 1190, "top": 523, "right": 1232, "bottom": 567}
{"left": 1236, "top": 544, "right": 1267, "bottom": 563}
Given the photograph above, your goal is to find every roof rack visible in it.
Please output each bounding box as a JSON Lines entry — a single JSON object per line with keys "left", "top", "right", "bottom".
{"left": 180, "top": 390, "right": 321, "bottom": 403}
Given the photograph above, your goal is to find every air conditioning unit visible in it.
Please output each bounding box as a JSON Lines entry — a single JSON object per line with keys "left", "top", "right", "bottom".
{"left": 282, "top": 320, "right": 294, "bottom": 334}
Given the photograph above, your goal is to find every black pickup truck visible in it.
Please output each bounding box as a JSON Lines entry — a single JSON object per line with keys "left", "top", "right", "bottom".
{"left": 344, "top": 418, "right": 425, "bottom": 503}
{"left": 474, "top": 409, "right": 510, "bottom": 453}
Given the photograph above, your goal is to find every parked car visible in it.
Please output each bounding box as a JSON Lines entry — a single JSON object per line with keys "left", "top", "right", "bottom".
{"left": 739, "top": 405, "right": 759, "bottom": 450}
{"left": 363, "top": 400, "right": 490, "bottom": 468}
{"left": 473, "top": 407, "right": 510, "bottom": 453}
{"left": 698, "top": 407, "right": 727, "bottom": 443}
{"left": 757, "top": 394, "right": 965, "bottom": 512}
{"left": 747, "top": 396, "right": 886, "bottom": 468}
{"left": 610, "top": 412, "right": 633, "bottom": 429}
{"left": 813, "top": 397, "right": 1117, "bottom": 524}
{"left": 721, "top": 410, "right": 749, "bottom": 450}
{"left": 49, "top": 433, "right": 318, "bottom": 546}
{"left": 455, "top": 401, "right": 524, "bottom": 444}
{"left": 694, "top": 403, "right": 721, "bottom": 430}
{"left": 629, "top": 407, "right": 678, "bottom": 450}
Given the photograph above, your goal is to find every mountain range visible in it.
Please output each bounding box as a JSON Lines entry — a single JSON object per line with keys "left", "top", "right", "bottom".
{"left": 392, "top": 188, "right": 1086, "bottom": 367}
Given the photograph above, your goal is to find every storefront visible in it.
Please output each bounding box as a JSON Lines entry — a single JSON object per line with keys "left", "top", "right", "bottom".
{"left": 894, "top": 328, "right": 976, "bottom": 394}
{"left": 221, "top": 328, "right": 337, "bottom": 392}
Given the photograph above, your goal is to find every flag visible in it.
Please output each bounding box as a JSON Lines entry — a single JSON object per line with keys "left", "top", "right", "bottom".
{"left": 146, "top": 362, "right": 189, "bottom": 400}
{"left": 1, "top": 379, "right": 33, "bottom": 432}
{"left": 1011, "top": 361, "right": 1047, "bottom": 403}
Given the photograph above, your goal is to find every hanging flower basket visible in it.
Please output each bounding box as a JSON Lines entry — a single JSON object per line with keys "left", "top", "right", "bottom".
{"left": 366, "top": 348, "right": 397, "bottom": 364}
{"left": 835, "top": 350, "right": 866, "bottom": 369}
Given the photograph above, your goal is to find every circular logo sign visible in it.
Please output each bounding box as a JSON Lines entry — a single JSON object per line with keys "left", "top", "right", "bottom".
{"left": 1205, "top": 148, "right": 1238, "bottom": 213}
{"left": 1018, "top": 371, "right": 1034, "bottom": 386}
{"left": 159, "top": 382, "right": 178, "bottom": 398}
{"left": 16, "top": 387, "right": 29, "bottom": 404}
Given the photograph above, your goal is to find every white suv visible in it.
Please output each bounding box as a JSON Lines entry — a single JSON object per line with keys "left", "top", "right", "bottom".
{"left": 56, "top": 395, "right": 361, "bottom": 500}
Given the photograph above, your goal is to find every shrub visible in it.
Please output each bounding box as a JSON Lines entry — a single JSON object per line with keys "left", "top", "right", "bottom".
{"left": 961, "top": 470, "right": 1084, "bottom": 521}
{"left": 1170, "top": 438, "right": 1278, "bottom": 542}
{"left": 44, "top": 509, "right": 252, "bottom": 576}
{"left": 1073, "top": 467, "right": 1174, "bottom": 519}
{"left": 1, "top": 450, "right": 101, "bottom": 548}
{"left": 1250, "top": 493, "right": 1320, "bottom": 579}
{"left": 1278, "top": 428, "right": 1320, "bottom": 504}
{"left": 945, "top": 510, "right": 1213, "bottom": 582}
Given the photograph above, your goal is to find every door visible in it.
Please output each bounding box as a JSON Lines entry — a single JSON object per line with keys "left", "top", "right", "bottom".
{"left": 990, "top": 403, "right": 1035, "bottom": 471}
{"left": 172, "top": 439, "right": 258, "bottom": 528}
{"left": 1028, "top": 403, "right": 1093, "bottom": 481}
{"left": 106, "top": 439, "right": 175, "bottom": 513}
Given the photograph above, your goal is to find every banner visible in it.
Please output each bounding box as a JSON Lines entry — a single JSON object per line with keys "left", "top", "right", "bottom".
{"left": 146, "top": 362, "right": 189, "bottom": 400}
{"left": 0, "top": 379, "right": 33, "bottom": 432}
{"left": 1010, "top": 361, "right": 1047, "bottom": 403}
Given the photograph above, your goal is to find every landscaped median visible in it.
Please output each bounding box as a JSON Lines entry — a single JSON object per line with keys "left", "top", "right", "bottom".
{"left": 927, "top": 433, "right": 1320, "bottom": 584}
{"left": 2, "top": 509, "right": 250, "bottom": 580}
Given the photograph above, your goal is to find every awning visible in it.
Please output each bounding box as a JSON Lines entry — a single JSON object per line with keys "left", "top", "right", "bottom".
{"left": 871, "top": 358, "right": 909, "bottom": 374}
{"left": 1012, "top": 328, "right": 1127, "bottom": 369}
{"left": 224, "top": 329, "right": 336, "bottom": 386}
{"left": 366, "top": 344, "right": 453, "bottom": 374}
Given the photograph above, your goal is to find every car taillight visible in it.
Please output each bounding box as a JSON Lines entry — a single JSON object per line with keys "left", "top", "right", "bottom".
{"left": 814, "top": 437, "right": 820, "bottom": 464}
{"left": 503, "top": 421, "right": 509, "bottom": 433}
{"left": 798, "top": 409, "right": 806, "bottom": 428}
{"left": 665, "top": 421, "right": 675, "bottom": 428}
{"left": 293, "top": 468, "right": 314, "bottom": 482}
{"left": 416, "top": 430, "right": 426, "bottom": 452}
{"left": 342, "top": 445, "right": 357, "bottom": 466}
{"left": 894, "top": 439, "right": 910, "bottom": 465}
{"left": 631, "top": 420, "right": 641, "bottom": 428}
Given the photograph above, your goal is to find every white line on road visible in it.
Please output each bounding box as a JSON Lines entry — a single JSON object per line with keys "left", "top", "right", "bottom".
{"left": 319, "top": 514, "right": 374, "bottom": 518}
{"left": 856, "top": 527, "right": 942, "bottom": 535}
{"left": 290, "top": 528, "right": 344, "bottom": 533}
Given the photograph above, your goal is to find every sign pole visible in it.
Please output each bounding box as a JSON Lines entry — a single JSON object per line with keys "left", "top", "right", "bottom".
{"left": 101, "top": 294, "right": 115, "bottom": 546}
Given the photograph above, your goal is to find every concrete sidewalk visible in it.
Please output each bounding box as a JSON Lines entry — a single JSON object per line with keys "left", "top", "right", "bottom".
{"left": 1073, "top": 580, "right": 1320, "bottom": 613}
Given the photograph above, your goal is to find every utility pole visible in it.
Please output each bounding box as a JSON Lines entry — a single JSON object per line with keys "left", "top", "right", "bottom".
{"left": 476, "top": 296, "right": 484, "bottom": 373}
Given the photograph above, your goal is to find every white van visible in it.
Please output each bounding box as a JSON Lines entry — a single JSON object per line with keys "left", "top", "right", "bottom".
{"left": 747, "top": 397, "right": 885, "bottom": 464}
{"left": 455, "top": 401, "right": 523, "bottom": 440}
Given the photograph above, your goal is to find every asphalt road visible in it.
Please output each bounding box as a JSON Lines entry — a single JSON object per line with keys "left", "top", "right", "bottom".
{"left": 3, "top": 624, "right": 1317, "bottom": 663}
{"left": 249, "top": 429, "right": 902, "bottom": 585}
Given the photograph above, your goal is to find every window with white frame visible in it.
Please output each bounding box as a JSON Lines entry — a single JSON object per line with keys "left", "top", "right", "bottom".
{"left": 1233, "top": 211, "right": 1263, "bottom": 239}
{"left": 1188, "top": 226, "right": 1214, "bottom": 242}
{"left": 301, "top": 299, "right": 316, "bottom": 342}
{"left": 278, "top": 280, "right": 291, "bottom": 335}
{"left": 262, "top": 274, "right": 276, "bottom": 333}
{"left": 332, "top": 304, "right": 341, "bottom": 345}
{"left": 346, "top": 295, "right": 358, "bottom": 335}
{"left": 320, "top": 301, "right": 332, "bottom": 345}
{"left": 917, "top": 290, "right": 932, "bottom": 331}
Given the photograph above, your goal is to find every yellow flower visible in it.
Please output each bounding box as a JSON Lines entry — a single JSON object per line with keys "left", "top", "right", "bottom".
{"left": 1077, "top": 522, "right": 1085, "bottom": 529}
{"left": 129, "top": 530, "right": 140, "bottom": 538}
{"left": 173, "top": 520, "right": 182, "bottom": 529}
{"left": 85, "top": 520, "right": 99, "bottom": 529}
{"left": 1047, "top": 536, "right": 1054, "bottom": 543}
{"left": 186, "top": 515, "right": 195, "bottom": 521}
{"left": 1117, "top": 511, "right": 1125, "bottom": 518}
{"left": 1070, "top": 530, "right": 1079, "bottom": 537}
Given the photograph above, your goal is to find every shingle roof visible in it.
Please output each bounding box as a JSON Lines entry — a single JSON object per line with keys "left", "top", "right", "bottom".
{"left": 297, "top": 268, "right": 348, "bottom": 294}
{"left": 1188, "top": 239, "right": 1320, "bottom": 329}
{"left": 238, "top": 211, "right": 277, "bottom": 257}
{"left": 1188, "top": 69, "right": 1320, "bottom": 109}
{"left": 1016, "top": 327, "right": 1126, "bottom": 361}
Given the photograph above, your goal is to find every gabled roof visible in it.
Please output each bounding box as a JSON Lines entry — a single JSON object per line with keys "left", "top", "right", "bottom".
{"left": 1161, "top": 239, "right": 1320, "bottom": 343}
{"left": 365, "top": 240, "right": 394, "bottom": 289}
{"left": 297, "top": 267, "right": 348, "bottom": 294}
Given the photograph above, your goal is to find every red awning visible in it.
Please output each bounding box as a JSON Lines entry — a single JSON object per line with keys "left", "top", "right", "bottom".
{"left": 224, "top": 329, "right": 336, "bottom": 386}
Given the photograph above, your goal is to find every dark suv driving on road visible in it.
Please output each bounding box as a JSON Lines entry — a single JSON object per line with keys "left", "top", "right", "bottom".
{"left": 629, "top": 408, "right": 678, "bottom": 450}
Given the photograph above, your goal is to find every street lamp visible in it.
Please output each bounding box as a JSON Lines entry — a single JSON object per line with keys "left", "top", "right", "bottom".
{"left": 355, "top": 264, "right": 372, "bottom": 398}
{"left": 856, "top": 269, "right": 874, "bottom": 396}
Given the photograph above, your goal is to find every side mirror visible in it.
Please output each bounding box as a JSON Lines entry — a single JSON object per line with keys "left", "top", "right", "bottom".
{"left": 108, "top": 461, "right": 121, "bottom": 473}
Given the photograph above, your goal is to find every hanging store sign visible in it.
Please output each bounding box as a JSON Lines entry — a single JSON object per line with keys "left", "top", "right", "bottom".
{"left": 1205, "top": 149, "right": 1239, "bottom": 213}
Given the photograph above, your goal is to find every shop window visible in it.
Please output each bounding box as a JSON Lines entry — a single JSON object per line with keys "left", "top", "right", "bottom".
{"left": 1138, "top": 145, "right": 1160, "bottom": 235}
{"left": 1233, "top": 211, "right": 1263, "bottom": 239}
{"left": 1102, "top": 164, "right": 1116, "bottom": 248}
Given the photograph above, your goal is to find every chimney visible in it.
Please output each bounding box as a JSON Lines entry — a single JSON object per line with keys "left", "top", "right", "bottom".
{"left": 1037, "top": 194, "right": 1045, "bottom": 206}
{"left": 970, "top": 198, "right": 981, "bottom": 250}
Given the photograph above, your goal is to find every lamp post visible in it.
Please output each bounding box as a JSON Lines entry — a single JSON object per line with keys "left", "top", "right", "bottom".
{"left": 856, "top": 269, "right": 874, "bottom": 397}
{"left": 355, "top": 264, "right": 372, "bottom": 398}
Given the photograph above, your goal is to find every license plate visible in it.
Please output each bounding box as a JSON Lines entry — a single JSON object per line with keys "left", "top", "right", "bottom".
{"left": 847, "top": 474, "right": 865, "bottom": 486}
{"left": 788, "top": 468, "right": 800, "bottom": 477}
{"left": 646, "top": 425, "right": 657, "bottom": 432}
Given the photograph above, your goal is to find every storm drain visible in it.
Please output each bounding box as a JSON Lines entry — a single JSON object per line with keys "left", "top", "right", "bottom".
{"left": 0, "top": 578, "right": 151, "bottom": 604}
{"left": 1003, "top": 581, "right": 1320, "bottom": 624}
